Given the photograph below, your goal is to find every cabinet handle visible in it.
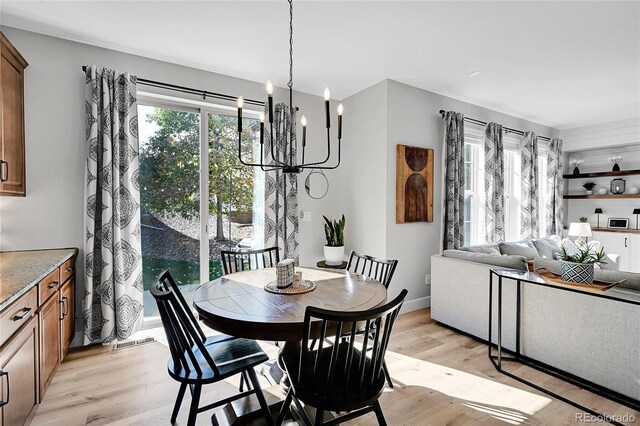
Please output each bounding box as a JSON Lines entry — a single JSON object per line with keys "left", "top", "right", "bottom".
{"left": 65, "top": 267, "right": 74, "bottom": 273}
{"left": 62, "top": 296, "right": 69, "bottom": 316}
{"left": 59, "top": 300, "right": 65, "bottom": 320}
{"left": 48, "top": 281, "right": 60, "bottom": 289}
{"left": 0, "top": 371, "right": 9, "bottom": 407}
{"left": 12, "top": 307, "right": 31, "bottom": 321}
{"left": 0, "top": 161, "right": 7, "bottom": 182}
{"left": 625, "top": 237, "right": 628, "bottom": 248}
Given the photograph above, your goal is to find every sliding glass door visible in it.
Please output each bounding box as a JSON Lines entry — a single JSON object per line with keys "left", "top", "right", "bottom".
{"left": 137, "top": 102, "right": 263, "bottom": 321}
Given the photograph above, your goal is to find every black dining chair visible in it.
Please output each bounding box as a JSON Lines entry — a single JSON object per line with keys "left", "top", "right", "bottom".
{"left": 347, "top": 251, "right": 398, "bottom": 289}
{"left": 346, "top": 251, "right": 398, "bottom": 388}
{"left": 220, "top": 246, "right": 280, "bottom": 275}
{"left": 276, "top": 289, "right": 408, "bottom": 426}
{"left": 151, "top": 270, "right": 274, "bottom": 426}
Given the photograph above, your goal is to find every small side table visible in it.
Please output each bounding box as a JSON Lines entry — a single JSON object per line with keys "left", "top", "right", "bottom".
{"left": 316, "top": 260, "right": 347, "bottom": 269}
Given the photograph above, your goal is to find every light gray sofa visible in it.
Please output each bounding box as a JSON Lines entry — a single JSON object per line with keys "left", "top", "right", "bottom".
{"left": 431, "top": 238, "right": 640, "bottom": 402}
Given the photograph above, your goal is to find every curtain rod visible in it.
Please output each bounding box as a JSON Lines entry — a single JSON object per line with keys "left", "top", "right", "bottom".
{"left": 438, "top": 109, "right": 551, "bottom": 142}
{"left": 81, "top": 66, "right": 265, "bottom": 107}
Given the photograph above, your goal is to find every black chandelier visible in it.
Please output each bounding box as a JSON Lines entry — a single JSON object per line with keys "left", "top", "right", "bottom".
{"left": 236, "top": 0, "right": 343, "bottom": 174}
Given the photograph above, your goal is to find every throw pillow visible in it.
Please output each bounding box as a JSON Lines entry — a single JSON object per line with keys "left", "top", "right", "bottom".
{"left": 533, "top": 237, "right": 562, "bottom": 259}
{"left": 460, "top": 244, "right": 501, "bottom": 255}
{"left": 560, "top": 238, "right": 578, "bottom": 256}
{"left": 499, "top": 240, "right": 540, "bottom": 260}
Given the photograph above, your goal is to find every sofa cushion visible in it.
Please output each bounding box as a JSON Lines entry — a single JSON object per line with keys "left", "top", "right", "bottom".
{"left": 499, "top": 240, "right": 540, "bottom": 260}
{"left": 533, "top": 237, "right": 561, "bottom": 259}
{"left": 460, "top": 244, "right": 501, "bottom": 255}
{"left": 443, "top": 250, "right": 527, "bottom": 270}
{"left": 533, "top": 258, "right": 640, "bottom": 291}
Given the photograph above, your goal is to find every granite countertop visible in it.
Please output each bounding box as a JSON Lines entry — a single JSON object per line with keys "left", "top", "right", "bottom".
{"left": 0, "top": 248, "right": 78, "bottom": 311}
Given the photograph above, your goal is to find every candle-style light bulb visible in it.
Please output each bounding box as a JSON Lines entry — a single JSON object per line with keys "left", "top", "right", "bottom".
{"left": 301, "top": 115, "right": 307, "bottom": 147}
{"left": 324, "top": 87, "right": 331, "bottom": 101}
{"left": 301, "top": 115, "right": 307, "bottom": 126}
{"left": 266, "top": 80, "right": 274, "bottom": 95}
{"left": 237, "top": 97, "right": 243, "bottom": 134}
{"left": 337, "top": 104, "right": 343, "bottom": 139}
{"left": 259, "top": 113, "right": 265, "bottom": 123}
{"left": 237, "top": 96, "right": 244, "bottom": 108}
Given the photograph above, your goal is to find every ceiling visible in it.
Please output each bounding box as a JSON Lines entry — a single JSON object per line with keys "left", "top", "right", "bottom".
{"left": 1, "top": 1, "right": 638, "bottom": 129}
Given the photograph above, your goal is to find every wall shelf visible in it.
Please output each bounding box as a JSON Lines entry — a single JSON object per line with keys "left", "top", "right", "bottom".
{"left": 563, "top": 169, "right": 640, "bottom": 179}
{"left": 563, "top": 194, "right": 640, "bottom": 199}
{"left": 592, "top": 227, "right": 640, "bottom": 234}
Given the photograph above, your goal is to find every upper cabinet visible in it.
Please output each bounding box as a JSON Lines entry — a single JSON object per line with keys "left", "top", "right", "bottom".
{"left": 0, "top": 32, "right": 28, "bottom": 197}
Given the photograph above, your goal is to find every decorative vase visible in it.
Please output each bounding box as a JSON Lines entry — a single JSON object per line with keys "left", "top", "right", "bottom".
{"left": 586, "top": 190, "right": 593, "bottom": 195}
{"left": 573, "top": 166, "right": 580, "bottom": 175}
{"left": 598, "top": 188, "right": 607, "bottom": 195}
{"left": 324, "top": 245, "right": 345, "bottom": 266}
{"left": 561, "top": 260, "right": 594, "bottom": 285}
{"left": 612, "top": 163, "right": 621, "bottom": 172}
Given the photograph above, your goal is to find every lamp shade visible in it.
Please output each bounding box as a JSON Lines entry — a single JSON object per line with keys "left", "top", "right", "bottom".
{"left": 594, "top": 208, "right": 603, "bottom": 214}
{"left": 568, "top": 222, "right": 592, "bottom": 238}
{"left": 634, "top": 208, "right": 640, "bottom": 215}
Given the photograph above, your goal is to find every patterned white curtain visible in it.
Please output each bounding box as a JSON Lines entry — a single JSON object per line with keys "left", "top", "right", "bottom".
{"left": 521, "top": 131, "right": 540, "bottom": 239}
{"left": 484, "top": 123, "right": 505, "bottom": 244}
{"left": 546, "top": 137, "right": 563, "bottom": 236}
{"left": 83, "top": 65, "right": 143, "bottom": 344}
{"left": 442, "top": 111, "right": 465, "bottom": 250}
{"left": 263, "top": 103, "right": 299, "bottom": 263}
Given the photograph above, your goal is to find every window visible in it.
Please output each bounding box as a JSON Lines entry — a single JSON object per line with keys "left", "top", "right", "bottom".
{"left": 138, "top": 97, "right": 262, "bottom": 321}
{"left": 463, "top": 124, "right": 548, "bottom": 246}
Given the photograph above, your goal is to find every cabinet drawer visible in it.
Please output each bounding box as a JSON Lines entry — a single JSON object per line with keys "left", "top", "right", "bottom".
{"left": 38, "top": 268, "right": 61, "bottom": 306}
{"left": 0, "top": 286, "right": 37, "bottom": 347}
{"left": 59, "top": 257, "right": 75, "bottom": 284}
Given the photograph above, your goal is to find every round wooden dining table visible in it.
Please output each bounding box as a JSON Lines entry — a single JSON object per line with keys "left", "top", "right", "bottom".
{"left": 193, "top": 267, "right": 386, "bottom": 339}
{"left": 192, "top": 266, "right": 387, "bottom": 388}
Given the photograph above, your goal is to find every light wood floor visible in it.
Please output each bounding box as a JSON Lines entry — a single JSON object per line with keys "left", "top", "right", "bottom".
{"left": 32, "top": 309, "right": 639, "bottom": 425}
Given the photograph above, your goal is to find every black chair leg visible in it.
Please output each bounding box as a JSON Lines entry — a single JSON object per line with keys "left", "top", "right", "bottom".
{"left": 382, "top": 360, "right": 393, "bottom": 388}
{"left": 276, "top": 389, "right": 293, "bottom": 426}
{"left": 171, "top": 382, "right": 187, "bottom": 424}
{"left": 187, "top": 383, "right": 201, "bottom": 426}
{"left": 240, "top": 372, "right": 245, "bottom": 392}
{"left": 314, "top": 409, "right": 324, "bottom": 425}
{"left": 373, "top": 400, "right": 387, "bottom": 426}
{"left": 247, "top": 368, "right": 274, "bottom": 426}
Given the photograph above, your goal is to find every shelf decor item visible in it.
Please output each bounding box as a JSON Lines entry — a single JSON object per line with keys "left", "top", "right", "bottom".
{"left": 594, "top": 208, "right": 603, "bottom": 227}
{"left": 630, "top": 187, "right": 639, "bottom": 194}
{"left": 571, "top": 160, "right": 583, "bottom": 176}
{"left": 634, "top": 208, "right": 640, "bottom": 230}
{"left": 276, "top": 259, "right": 296, "bottom": 289}
{"left": 597, "top": 187, "right": 607, "bottom": 195}
{"left": 610, "top": 155, "right": 623, "bottom": 172}
{"left": 557, "top": 239, "right": 607, "bottom": 285}
{"left": 582, "top": 182, "right": 596, "bottom": 195}
{"left": 323, "top": 214, "right": 346, "bottom": 266}
{"left": 579, "top": 217, "right": 588, "bottom": 223}
{"left": 610, "top": 178, "right": 626, "bottom": 194}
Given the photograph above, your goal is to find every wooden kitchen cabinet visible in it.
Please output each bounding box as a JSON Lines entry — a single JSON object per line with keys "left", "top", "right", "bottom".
{"left": 0, "top": 32, "right": 28, "bottom": 196}
{"left": 38, "top": 294, "right": 60, "bottom": 400}
{"left": 0, "top": 314, "right": 39, "bottom": 426}
{"left": 59, "top": 278, "right": 74, "bottom": 358}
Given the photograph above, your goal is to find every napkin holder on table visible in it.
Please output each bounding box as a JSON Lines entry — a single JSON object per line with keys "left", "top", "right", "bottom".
{"left": 276, "top": 259, "right": 296, "bottom": 289}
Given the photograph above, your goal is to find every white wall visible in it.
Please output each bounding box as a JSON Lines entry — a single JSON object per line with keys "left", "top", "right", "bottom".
{"left": 338, "top": 81, "right": 388, "bottom": 259}
{"left": 341, "top": 79, "right": 557, "bottom": 311}
{"left": 560, "top": 118, "right": 640, "bottom": 152}
{"left": 0, "top": 27, "right": 338, "bottom": 306}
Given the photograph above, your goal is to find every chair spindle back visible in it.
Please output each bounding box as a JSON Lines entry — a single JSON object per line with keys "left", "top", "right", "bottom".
{"left": 220, "top": 246, "right": 280, "bottom": 275}
{"left": 347, "top": 251, "right": 398, "bottom": 289}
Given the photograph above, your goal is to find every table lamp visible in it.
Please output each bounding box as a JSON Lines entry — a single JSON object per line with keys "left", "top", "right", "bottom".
{"left": 634, "top": 208, "right": 640, "bottom": 230}
{"left": 594, "top": 208, "right": 603, "bottom": 228}
{"left": 568, "top": 222, "right": 592, "bottom": 242}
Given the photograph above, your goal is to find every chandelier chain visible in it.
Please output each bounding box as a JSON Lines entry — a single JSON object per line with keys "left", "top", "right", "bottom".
{"left": 288, "top": 0, "right": 293, "bottom": 90}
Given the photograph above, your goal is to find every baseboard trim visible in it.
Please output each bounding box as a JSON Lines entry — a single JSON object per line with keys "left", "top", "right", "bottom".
{"left": 400, "top": 296, "right": 430, "bottom": 313}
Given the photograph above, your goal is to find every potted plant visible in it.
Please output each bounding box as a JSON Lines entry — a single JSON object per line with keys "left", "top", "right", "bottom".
{"left": 557, "top": 241, "right": 606, "bottom": 285}
{"left": 323, "top": 214, "right": 345, "bottom": 266}
{"left": 582, "top": 182, "right": 596, "bottom": 195}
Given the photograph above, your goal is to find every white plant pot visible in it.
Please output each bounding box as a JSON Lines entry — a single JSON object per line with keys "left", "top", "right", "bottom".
{"left": 324, "top": 246, "right": 345, "bottom": 266}
{"left": 561, "top": 260, "right": 594, "bottom": 285}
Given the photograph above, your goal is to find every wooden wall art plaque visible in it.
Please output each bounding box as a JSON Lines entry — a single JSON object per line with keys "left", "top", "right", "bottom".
{"left": 396, "top": 145, "right": 434, "bottom": 223}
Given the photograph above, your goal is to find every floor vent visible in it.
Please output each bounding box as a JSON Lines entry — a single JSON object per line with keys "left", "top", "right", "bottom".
{"left": 113, "top": 337, "right": 156, "bottom": 350}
